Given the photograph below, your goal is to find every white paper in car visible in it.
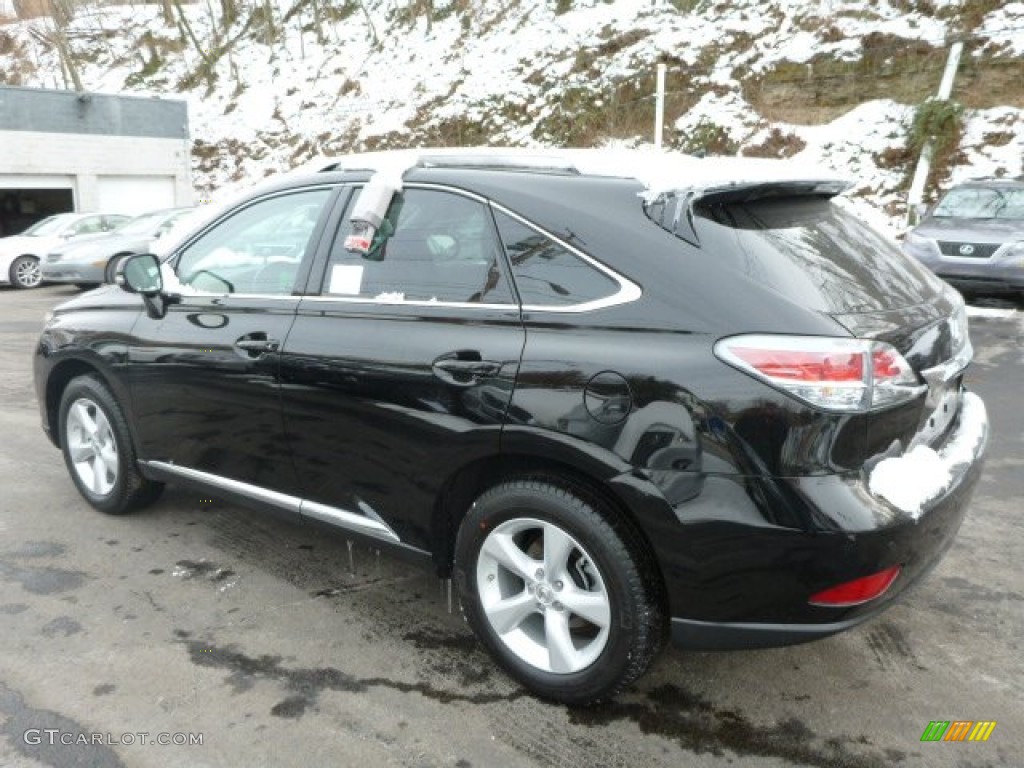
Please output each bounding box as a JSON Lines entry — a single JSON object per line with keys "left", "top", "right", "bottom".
{"left": 329, "top": 264, "right": 364, "bottom": 295}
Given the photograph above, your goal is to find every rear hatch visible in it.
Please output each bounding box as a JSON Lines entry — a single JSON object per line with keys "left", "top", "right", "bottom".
{"left": 650, "top": 189, "right": 971, "bottom": 455}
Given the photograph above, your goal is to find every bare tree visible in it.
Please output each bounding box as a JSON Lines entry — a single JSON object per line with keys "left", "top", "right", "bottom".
{"left": 29, "top": 22, "right": 83, "bottom": 91}
{"left": 355, "top": 0, "right": 378, "bottom": 47}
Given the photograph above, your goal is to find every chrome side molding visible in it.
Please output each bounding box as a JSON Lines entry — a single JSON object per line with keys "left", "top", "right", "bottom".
{"left": 143, "top": 461, "right": 401, "bottom": 543}
{"left": 300, "top": 498, "right": 400, "bottom": 543}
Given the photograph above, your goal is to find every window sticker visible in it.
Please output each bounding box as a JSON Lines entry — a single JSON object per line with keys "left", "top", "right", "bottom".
{"left": 329, "top": 264, "right": 364, "bottom": 295}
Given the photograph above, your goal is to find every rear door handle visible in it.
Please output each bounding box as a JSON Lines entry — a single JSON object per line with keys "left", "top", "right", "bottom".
{"left": 235, "top": 336, "right": 280, "bottom": 356}
{"left": 432, "top": 351, "right": 501, "bottom": 387}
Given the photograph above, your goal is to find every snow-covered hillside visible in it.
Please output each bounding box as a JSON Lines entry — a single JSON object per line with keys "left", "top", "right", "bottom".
{"left": 1, "top": 0, "right": 1022, "bottom": 235}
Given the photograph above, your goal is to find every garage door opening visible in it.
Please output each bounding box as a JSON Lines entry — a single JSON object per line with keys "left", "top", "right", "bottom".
{"left": 0, "top": 188, "right": 75, "bottom": 237}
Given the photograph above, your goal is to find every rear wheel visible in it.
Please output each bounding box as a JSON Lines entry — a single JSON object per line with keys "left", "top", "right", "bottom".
{"left": 455, "top": 479, "right": 664, "bottom": 705}
{"left": 9, "top": 255, "right": 42, "bottom": 288}
{"left": 58, "top": 375, "right": 163, "bottom": 515}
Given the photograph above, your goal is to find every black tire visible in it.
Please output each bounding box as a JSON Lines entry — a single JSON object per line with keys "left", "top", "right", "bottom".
{"left": 454, "top": 479, "right": 664, "bottom": 705}
{"left": 9, "top": 255, "right": 42, "bottom": 289}
{"left": 74, "top": 283, "right": 100, "bottom": 291}
{"left": 58, "top": 375, "right": 163, "bottom": 515}
{"left": 104, "top": 253, "right": 132, "bottom": 284}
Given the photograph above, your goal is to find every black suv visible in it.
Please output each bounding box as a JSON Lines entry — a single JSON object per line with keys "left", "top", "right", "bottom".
{"left": 34, "top": 150, "right": 988, "bottom": 704}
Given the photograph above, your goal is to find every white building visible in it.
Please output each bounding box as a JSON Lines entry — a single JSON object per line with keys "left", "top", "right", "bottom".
{"left": 0, "top": 85, "right": 192, "bottom": 236}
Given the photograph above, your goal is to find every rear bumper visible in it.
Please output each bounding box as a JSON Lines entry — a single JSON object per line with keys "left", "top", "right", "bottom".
{"left": 664, "top": 392, "right": 988, "bottom": 650}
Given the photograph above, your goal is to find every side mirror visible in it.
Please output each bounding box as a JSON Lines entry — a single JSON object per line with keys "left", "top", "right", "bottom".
{"left": 121, "top": 253, "right": 163, "bottom": 295}
{"left": 914, "top": 203, "right": 928, "bottom": 219}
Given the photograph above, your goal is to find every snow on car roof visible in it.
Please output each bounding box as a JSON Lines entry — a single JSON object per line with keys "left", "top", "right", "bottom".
{"left": 300, "top": 147, "right": 853, "bottom": 202}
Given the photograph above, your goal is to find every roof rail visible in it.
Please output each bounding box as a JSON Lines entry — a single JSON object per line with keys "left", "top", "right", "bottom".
{"left": 293, "top": 148, "right": 852, "bottom": 202}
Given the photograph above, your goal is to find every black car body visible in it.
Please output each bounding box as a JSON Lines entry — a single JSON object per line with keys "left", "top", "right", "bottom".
{"left": 34, "top": 150, "right": 988, "bottom": 703}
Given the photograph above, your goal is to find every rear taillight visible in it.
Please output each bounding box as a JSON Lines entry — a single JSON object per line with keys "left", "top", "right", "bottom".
{"left": 714, "top": 335, "right": 925, "bottom": 412}
{"left": 808, "top": 566, "right": 901, "bottom": 607}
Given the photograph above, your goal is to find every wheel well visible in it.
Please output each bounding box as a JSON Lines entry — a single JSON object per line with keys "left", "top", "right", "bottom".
{"left": 46, "top": 360, "right": 101, "bottom": 448}
{"left": 431, "top": 453, "right": 665, "bottom": 596}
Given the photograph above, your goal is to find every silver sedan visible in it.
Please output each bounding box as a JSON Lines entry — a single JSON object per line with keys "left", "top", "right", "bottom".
{"left": 42, "top": 207, "right": 193, "bottom": 287}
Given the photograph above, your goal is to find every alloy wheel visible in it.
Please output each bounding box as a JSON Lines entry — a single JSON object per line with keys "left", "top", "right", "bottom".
{"left": 65, "top": 398, "right": 119, "bottom": 496}
{"left": 476, "top": 517, "right": 611, "bottom": 674}
{"left": 14, "top": 257, "right": 42, "bottom": 288}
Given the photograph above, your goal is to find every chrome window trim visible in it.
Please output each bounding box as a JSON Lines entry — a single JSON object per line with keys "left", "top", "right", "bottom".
{"left": 297, "top": 296, "right": 515, "bottom": 311}
{"left": 143, "top": 461, "right": 400, "bottom": 543}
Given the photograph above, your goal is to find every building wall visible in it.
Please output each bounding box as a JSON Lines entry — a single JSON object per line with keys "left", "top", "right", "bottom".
{"left": 0, "top": 130, "right": 193, "bottom": 211}
{"left": 0, "top": 86, "right": 191, "bottom": 219}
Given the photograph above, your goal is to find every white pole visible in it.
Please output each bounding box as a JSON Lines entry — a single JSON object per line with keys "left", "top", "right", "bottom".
{"left": 907, "top": 41, "right": 964, "bottom": 225}
{"left": 936, "top": 41, "right": 964, "bottom": 101}
{"left": 654, "top": 63, "right": 666, "bottom": 150}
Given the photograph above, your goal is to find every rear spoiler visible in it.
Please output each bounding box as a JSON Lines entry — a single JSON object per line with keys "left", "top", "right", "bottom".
{"left": 648, "top": 179, "right": 853, "bottom": 246}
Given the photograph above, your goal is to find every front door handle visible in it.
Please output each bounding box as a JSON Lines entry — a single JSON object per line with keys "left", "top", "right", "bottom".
{"left": 235, "top": 335, "right": 280, "bottom": 356}
{"left": 432, "top": 351, "right": 501, "bottom": 387}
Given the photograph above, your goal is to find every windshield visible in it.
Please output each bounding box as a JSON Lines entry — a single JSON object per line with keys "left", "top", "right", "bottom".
{"left": 932, "top": 186, "right": 1024, "bottom": 220}
{"left": 21, "top": 214, "right": 77, "bottom": 236}
{"left": 115, "top": 211, "right": 172, "bottom": 236}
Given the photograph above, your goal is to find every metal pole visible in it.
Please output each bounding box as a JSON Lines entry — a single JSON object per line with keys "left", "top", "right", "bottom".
{"left": 907, "top": 41, "right": 964, "bottom": 225}
{"left": 654, "top": 63, "right": 666, "bottom": 150}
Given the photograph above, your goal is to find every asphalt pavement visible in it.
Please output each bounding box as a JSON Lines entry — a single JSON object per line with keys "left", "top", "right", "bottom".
{"left": 0, "top": 284, "right": 1021, "bottom": 768}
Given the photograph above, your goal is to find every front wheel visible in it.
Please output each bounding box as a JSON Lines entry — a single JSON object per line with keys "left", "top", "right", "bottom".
{"left": 58, "top": 375, "right": 163, "bottom": 514}
{"left": 9, "top": 255, "right": 42, "bottom": 288}
{"left": 455, "top": 479, "right": 664, "bottom": 705}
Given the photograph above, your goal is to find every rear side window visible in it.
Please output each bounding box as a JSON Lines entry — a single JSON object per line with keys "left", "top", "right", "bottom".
{"left": 492, "top": 210, "right": 618, "bottom": 307}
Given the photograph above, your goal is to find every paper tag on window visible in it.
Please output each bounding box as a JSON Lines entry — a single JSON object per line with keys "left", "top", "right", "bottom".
{"left": 329, "top": 264, "right": 364, "bottom": 295}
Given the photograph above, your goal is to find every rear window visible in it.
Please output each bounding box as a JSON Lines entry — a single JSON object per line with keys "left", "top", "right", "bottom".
{"left": 649, "top": 194, "right": 940, "bottom": 314}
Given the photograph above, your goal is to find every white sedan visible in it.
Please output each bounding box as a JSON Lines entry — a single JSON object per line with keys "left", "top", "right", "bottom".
{"left": 0, "top": 212, "right": 129, "bottom": 288}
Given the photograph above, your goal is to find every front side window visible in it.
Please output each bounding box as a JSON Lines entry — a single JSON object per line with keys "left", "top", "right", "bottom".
{"left": 175, "top": 189, "right": 331, "bottom": 295}
{"left": 324, "top": 188, "right": 514, "bottom": 304}
{"left": 492, "top": 210, "right": 618, "bottom": 307}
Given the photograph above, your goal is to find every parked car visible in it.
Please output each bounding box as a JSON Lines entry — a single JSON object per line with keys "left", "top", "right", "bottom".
{"left": 41, "top": 207, "right": 195, "bottom": 288}
{"left": 0, "top": 213, "right": 130, "bottom": 289}
{"left": 34, "top": 149, "right": 988, "bottom": 704}
{"left": 903, "top": 177, "right": 1024, "bottom": 295}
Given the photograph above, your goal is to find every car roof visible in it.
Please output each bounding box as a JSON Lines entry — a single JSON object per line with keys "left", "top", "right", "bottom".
{"left": 289, "top": 147, "right": 852, "bottom": 199}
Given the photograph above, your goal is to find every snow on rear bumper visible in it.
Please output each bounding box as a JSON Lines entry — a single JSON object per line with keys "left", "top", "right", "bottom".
{"left": 868, "top": 392, "right": 988, "bottom": 518}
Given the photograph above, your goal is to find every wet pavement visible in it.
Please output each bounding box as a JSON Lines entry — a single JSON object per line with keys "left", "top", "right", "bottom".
{"left": 1, "top": 284, "right": 1021, "bottom": 768}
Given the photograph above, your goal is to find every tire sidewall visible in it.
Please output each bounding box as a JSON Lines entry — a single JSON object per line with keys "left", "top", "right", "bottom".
{"left": 455, "top": 482, "right": 645, "bottom": 703}
{"left": 58, "top": 377, "right": 133, "bottom": 514}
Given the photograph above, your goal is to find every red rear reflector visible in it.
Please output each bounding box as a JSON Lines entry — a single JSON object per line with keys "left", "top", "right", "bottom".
{"left": 808, "top": 566, "right": 901, "bottom": 607}
{"left": 728, "top": 348, "right": 864, "bottom": 382}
